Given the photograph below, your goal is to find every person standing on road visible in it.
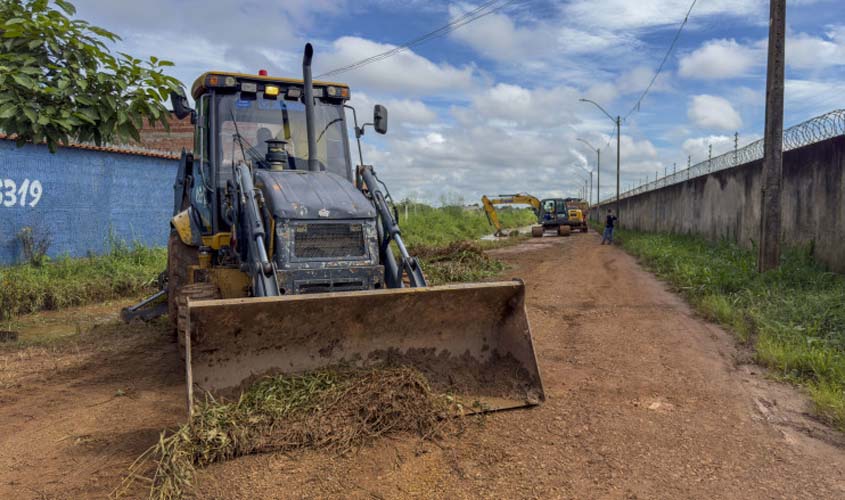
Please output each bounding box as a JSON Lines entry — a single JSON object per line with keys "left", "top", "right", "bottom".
{"left": 601, "top": 208, "right": 617, "bottom": 245}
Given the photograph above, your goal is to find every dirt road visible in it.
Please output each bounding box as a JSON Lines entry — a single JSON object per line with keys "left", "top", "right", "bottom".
{"left": 2, "top": 234, "right": 844, "bottom": 498}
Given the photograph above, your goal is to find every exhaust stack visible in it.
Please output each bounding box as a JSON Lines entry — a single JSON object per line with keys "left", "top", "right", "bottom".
{"left": 302, "top": 43, "right": 320, "bottom": 172}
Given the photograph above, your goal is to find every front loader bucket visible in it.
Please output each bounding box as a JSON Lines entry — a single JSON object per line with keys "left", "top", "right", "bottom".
{"left": 183, "top": 281, "right": 544, "bottom": 415}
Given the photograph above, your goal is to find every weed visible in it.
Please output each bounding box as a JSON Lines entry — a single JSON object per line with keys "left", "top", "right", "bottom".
{"left": 615, "top": 229, "right": 845, "bottom": 430}
{"left": 16, "top": 226, "right": 51, "bottom": 267}
{"left": 115, "top": 367, "right": 458, "bottom": 500}
{"left": 0, "top": 244, "right": 165, "bottom": 320}
{"left": 415, "top": 241, "right": 507, "bottom": 285}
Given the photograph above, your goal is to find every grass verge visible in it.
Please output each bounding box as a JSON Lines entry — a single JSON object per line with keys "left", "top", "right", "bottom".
{"left": 0, "top": 243, "right": 165, "bottom": 321}
{"left": 116, "top": 367, "right": 460, "bottom": 499}
{"left": 399, "top": 204, "right": 535, "bottom": 248}
{"left": 615, "top": 229, "right": 845, "bottom": 430}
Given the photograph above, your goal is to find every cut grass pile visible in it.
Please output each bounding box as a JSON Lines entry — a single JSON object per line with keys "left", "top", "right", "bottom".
{"left": 415, "top": 241, "right": 509, "bottom": 285}
{"left": 399, "top": 204, "right": 535, "bottom": 248}
{"left": 0, "top": 244, "right": 166, "bottom": 321}
{"left": 116, "top": 367, "right": 459, "bottom": 500}
{"left": 617, "top": 229, "right": 845, "bottom": 430}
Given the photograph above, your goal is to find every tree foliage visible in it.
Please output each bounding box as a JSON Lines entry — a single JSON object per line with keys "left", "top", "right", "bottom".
{"left": 0, "top": 0, "right": 181, "bottom": 152}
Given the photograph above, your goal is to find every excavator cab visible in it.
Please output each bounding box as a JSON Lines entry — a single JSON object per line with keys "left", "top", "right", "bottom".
{"left": 160, "top": 45, "right": 544, "bottom": 416}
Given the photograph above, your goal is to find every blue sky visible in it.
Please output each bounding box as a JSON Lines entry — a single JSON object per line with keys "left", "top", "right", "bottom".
{"left": 71, "top": 0, "right": 845, "bottom": 203}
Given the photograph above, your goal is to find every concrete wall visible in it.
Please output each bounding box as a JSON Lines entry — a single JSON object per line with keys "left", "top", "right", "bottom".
{"left": 0, "top": 140, "right": 177, "bottom": 265}
{"left": 595, "top": 135, "right": 845, "bottom": 272}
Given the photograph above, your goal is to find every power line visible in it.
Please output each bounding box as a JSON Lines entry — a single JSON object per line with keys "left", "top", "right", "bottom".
{"left": 623, "top": 0, "right": 698, "bottom": 121}
{"left": 317, "top": 0, "right": 529, "bottom": 79}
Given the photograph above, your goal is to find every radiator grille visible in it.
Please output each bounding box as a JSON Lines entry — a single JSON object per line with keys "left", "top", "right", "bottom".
{"left": 293, "top": 223, "right": 366, "bottom": 259}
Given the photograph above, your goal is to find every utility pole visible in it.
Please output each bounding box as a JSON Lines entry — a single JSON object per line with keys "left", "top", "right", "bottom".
{"left": 578, "top": 101, "right": 620, "bottom": 222}
{"left": 616, "top": 115, "right": 621, "bottom": 221}
{"left": 759, "top": 0, "right": 786, "bottom": 272}
{"left": 577, "top": 137, "right": 600, "bottom": 221}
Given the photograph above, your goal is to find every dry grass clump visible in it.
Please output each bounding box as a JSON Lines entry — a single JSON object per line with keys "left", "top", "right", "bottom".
{"left": 115, "top": 367, "right": 458, "bottom": 499}
{"left": 414, "top": 241, "right": 505, "bottom": 285}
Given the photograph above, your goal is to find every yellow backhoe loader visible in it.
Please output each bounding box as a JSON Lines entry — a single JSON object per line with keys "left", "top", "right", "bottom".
{"left": 482, "top": 193, "right": 573, "bottom": 237}
{"left": 128, "top": 45, "right": 544, "bottom": 416}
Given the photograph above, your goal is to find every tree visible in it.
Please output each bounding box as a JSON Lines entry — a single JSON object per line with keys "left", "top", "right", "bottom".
{"left": 0, "top": 0, "right": 181, "bottom": 152}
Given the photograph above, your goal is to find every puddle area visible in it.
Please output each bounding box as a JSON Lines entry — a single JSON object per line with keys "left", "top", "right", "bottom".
{"left": 480, "top": 225, "right": 534, "bottom": 241}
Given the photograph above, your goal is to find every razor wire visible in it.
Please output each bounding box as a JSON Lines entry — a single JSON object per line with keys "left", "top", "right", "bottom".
{"left": 603, "top": 109, "right": 845, "bottom": 202}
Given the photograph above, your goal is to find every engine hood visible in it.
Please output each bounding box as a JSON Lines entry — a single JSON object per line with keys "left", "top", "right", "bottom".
{"left": 255, "top": 170, "right": 376, "bottom": 220}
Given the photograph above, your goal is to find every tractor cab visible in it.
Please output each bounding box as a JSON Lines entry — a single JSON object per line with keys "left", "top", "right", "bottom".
{"left": 173, "top": 71, "right": 358, "bottom": 235}
{"left": 539, "top": 198, "right": 569, "bottom": 226}
{"left": 169, "top": 69, "right": 393, "bottom": 295}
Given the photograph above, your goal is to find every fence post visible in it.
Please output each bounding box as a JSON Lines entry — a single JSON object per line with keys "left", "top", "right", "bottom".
{"left": 708, "top": 144, "right": 713, "bottom": 172}
{"left": 734, "top": 131, "right": 739, "bottom": 166}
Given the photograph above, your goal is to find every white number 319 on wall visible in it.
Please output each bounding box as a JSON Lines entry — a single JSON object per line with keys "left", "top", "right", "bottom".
{"left": 2, "top": 178, "right": 43, "bottom": 208}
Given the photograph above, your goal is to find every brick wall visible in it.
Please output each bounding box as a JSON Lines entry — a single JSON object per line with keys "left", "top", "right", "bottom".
{"left": 136, "top": 113, "right": 193, "bottom": 155}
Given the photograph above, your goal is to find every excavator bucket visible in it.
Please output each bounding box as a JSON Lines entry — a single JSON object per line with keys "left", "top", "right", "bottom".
{"left": 182, "top": 280, "right": 544, "bottom": 415}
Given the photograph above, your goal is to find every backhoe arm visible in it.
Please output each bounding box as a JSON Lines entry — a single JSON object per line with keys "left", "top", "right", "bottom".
{"left": 234, "top": 163, "right": 281, "bottom": 297}
{"left": 358, "top": 165, "right": 427, "bottom": 288}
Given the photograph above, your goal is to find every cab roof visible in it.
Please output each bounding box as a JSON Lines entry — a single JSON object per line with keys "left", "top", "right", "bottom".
{"left": 191, "top": 71, "right": 350, "bottom": 100}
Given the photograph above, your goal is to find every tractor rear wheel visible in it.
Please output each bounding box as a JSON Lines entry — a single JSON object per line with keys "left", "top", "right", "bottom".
{"left": 531, "top": 226, "right": 544, "bottom": 238}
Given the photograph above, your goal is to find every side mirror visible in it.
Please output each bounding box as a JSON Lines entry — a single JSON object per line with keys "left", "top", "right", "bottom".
{"left": 170, "top": 88, "right": 194, "bottom": 120}
{"left": 373, "top": 104, "right": 388, "bottom": 135}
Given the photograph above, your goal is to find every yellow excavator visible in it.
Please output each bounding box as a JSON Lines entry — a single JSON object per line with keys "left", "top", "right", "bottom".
{"left": 482, "top": 194, "right": 572, "bottom": 237}
{"left": 127, "top": 45, "right": 544, "bottom": 416}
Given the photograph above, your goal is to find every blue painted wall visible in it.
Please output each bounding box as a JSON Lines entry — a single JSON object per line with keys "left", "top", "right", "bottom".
{"left": 0, "top": 140, "right": 177, "bottom": 265}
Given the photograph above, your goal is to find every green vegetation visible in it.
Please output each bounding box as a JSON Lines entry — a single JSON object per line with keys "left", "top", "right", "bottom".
{"left": 617, "top": 230, "right": 845, "bottom": 430}
{"left": 0, "top": 0, "right": 179, "bottom": 152}
{"left": 117, "top": 367, "right": 455, "bottom": 500}
{"left": 0, "top": 242, "right": 165, "bottom": 320}
{"left": 399, "top": 203, "right": 535, "bottom": 248}
{"left": 1, "top": 204, "right": 527, "bottom": 321}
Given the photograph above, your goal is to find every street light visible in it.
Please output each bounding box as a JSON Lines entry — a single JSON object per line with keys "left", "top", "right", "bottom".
{"left": 577, "top": 137, "right": 600, "bottom": 219}
{"left": 572, "top": 163, "right": 593, "bottom": 213}
{"left": 573, "top": 171, "right": 590, "bottom": 205}
{"left": 579, "top": 98, "right": 621, "bottom": 220}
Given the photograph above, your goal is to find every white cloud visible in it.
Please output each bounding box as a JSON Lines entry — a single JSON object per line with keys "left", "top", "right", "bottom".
{"left": 785, "top": 79, "right": 845, "bottom": 119}
{"left": 348, "top": 92, "right": 437, "bottom": 127}
{"left": 682, "top": 135, "right": 736, "bottom": 164}
{"left": 315, "top": 37, "right": 475, "bottom": 96}
{"left": 562, "top": 0, "right": 762, "bottom": 31}
{"left": 787, "top": 26, "right": 845, "bottom": 70}
{"left": 615, "top": 66, "right": 672, "bottom": 95}
{"left": 678, "top": 39, "right": 760, "bottom": 79}
{"left": 688, "top": 95, "right": 743, "bottom": 131}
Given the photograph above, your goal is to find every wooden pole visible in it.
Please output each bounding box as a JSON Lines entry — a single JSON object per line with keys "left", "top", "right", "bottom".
{"left": 758, "top": 0, "right": 786, "bottom": 272}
